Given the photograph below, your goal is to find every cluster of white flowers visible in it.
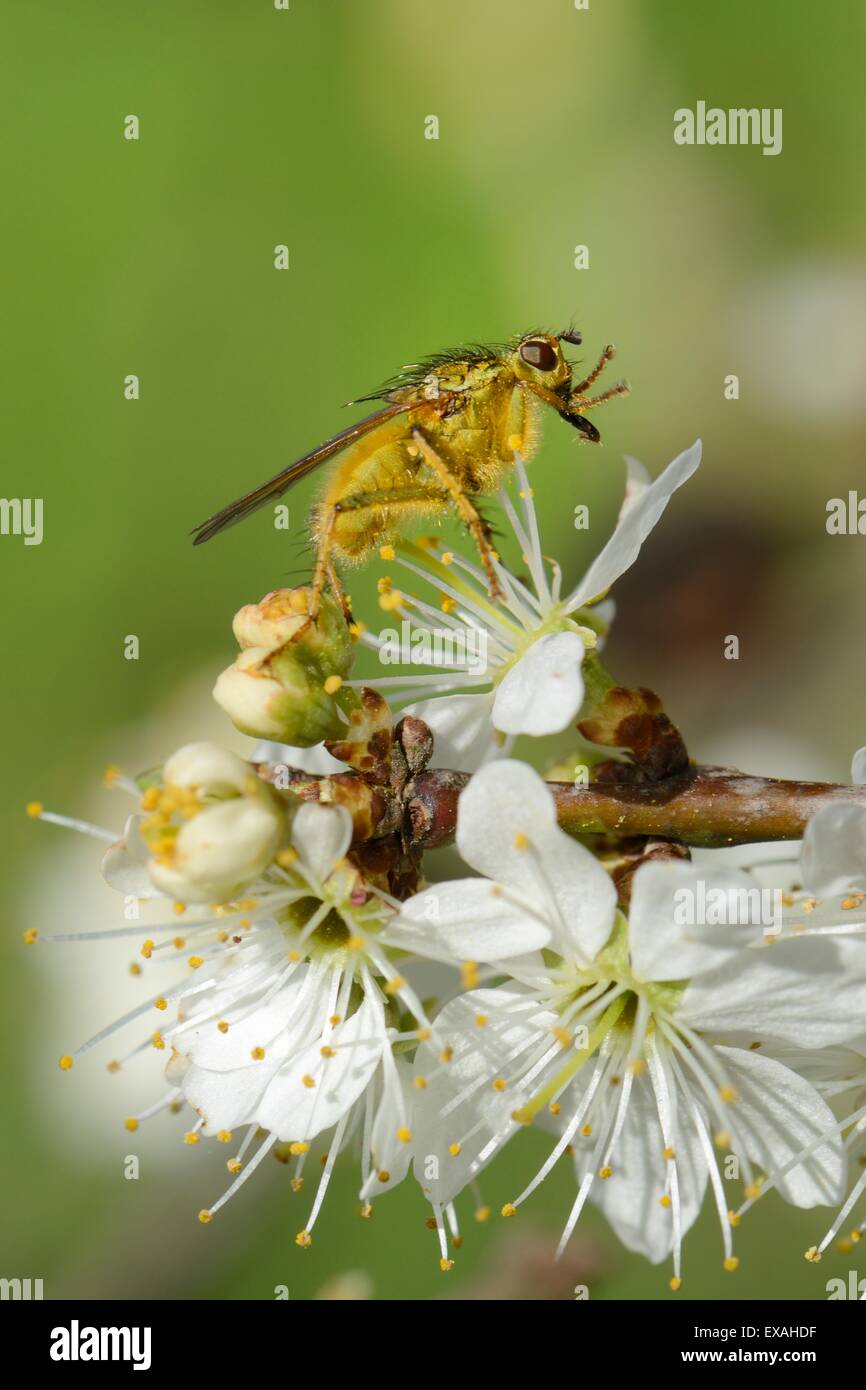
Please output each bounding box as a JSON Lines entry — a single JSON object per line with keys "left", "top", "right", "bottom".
{"left": 28, "top": 440, "right": 866, "bottom": 1289}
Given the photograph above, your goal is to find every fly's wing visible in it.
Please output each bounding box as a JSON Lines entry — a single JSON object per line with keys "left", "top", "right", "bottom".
{"left": 191, "top": 402, "right": 414, "bottom": 544}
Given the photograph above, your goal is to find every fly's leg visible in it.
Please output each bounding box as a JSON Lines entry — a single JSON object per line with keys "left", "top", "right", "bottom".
{"left": 410, "top": 428, "right": 505, "bottom": 602}
{"left": 571, "top": 344, "right": 617, "bottom": 397}
{"left": 291, "top": 483, "right": 453, "bottom": 641}
{"left": 577, "top": 382, "right": 631, "bottom": 410}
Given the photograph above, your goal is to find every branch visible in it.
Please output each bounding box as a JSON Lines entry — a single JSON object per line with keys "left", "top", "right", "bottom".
{"left": 404, "top": 765, "right": 866, "bottom": 850}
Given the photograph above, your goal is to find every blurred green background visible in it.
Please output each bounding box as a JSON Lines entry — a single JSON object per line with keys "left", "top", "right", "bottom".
{"left": 2, "top": 0, "right": 866, "bottom": 1301}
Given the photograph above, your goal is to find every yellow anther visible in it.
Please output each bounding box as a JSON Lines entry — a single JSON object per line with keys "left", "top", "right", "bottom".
{"left": 384, "top": 976, "right": 406, "bottom": 995}
{"left": 397, "top": 1126, "right": 412, "bottom": 1144}
{"left": 217, "top": 1020, "right": 229, "bottom": 1034}
{"left": 549, "top": 1102, "right": 561, "bottom": 1116}
{"left": 719, "top": 1084, "right": 737, "bottom": 1103}
{"left": 320, "top": 1045, "right": 335, "bottom": 1058}
{"left": 581, "top": 1124, "right": 592, "bottom": 1137}
{"left": 251, "top": 1046, "right": 265, "bottom": 1060}
{"left": 151, "top": 1032, "right": 165, "bottom": 1050}
{"left": 513, "top": 831, "right": 528, "bottom": 850}
{"left": 552, "top": 1026, "right": 572, "bottom": 1049}
{"left": 239, "top": 918, "right": 252, "bottom": 930}
{"left": 377, "top": 1170, "right": 390, "bottom": 1183}
{"left": 289, "top": 1141, "right": 309, "bottom": 1156}
{"left": 440, "top": 596, "right": 457, "bottom": 614}
{"left": 295, "top": 1230, "right": 312, "bottom": 1248}
{"left": 474, "top": 1014, "right": 488, "bottom": 1029}
{"left": 359, "top": 1202, "right": 373, "bottom": 1218}
{"left": 461, "top": 961, "right": 479, "bottom": 989}
{"left": 378, "top": 589, "right": 404, "bottom": 613}
{"left": 627, "top": 1057, "right": 646, "bottom": 1076}
{"left": 475, "top": 1205, "right": 491, "bottom": 1223}
{"left": 851, "top": 1229, "right": 862, "bottom": 1243}
{"left": 659, "top": 1194, "right": 672, "bottom": 1208}
{"left": 728, "top": 1210, "right": 741, "bottom": 1228}
{"left": 662, "top": 1146, "right": 676, "bottom": 1160}
{"left": 188, "top": 955, "right": 204, "bottom": 969}
{"left": 227, "top": 1159, "right": 242, "bottom": 1174}
{"left": 23, "top": 928, "right": 38, "bottom": 945}
{"left": 492, "top": 1078, "right": 507, "bottom": 1092}
{"left": 183, "top": 1131, "right": 200, "bottom": 1146}
{"left": 439, "top": 1258, "right": 454, "bottom": 1272}
{"left": 507, "top": 433, "right": 523, "bottom": 451}
{"left": 415, "top": 1027, "right": 431, "bottom": 1042}
{"left": 501, "top": 1203, "right": 518, "bottom": 1218}
{"left": 124, "top": 1117, "right": 139, "bottom": 1132}
{"left": 414, "top": 1075, "right": 428, "bottom": 1090}
{"left": 198, "top": 1209, "right": 213, "bottom": 1224}
{"left": 302, "top": 1074, "right": 316, "bottom": 1089}
{"left": 837, "top": 1238, "right": 852, "bottom": 1254}
{"left": 744, "top": 1178, "right": 764, "bottom": 1201}
{"left": 440, "top": 1045, "right": 454, "bottom": 1063}
{"left": 215, "top": 1130, "right": 232, "bottom": 1144}
{"left": 106, "top": 1060, "right": 121, "bottom": 1074}
{"left": 140, "top": 939, "right": 154, "bottom": 959}
{"left": 173, "top": 937, "right": 186, "bottom": 949}
{"left": 323, "top": 674, "right": 343, "bottom": 695}
{"left": 449, "top": 1143, "right": 461, "bottom": 1157}
{"left": 26, "top": 801, "right": 44, "bottom": 818}
{"left": 723, "top": 1256, "right": 739, "bottom": 1272}
{"left": 153, "top": 997, "right": 167, "bottom": 1011}
{"left": 346, "top": 934, "right": 365, "bottom": 951}
{"left": 329, "top": 1014, "right": 342, "bottom": 1026}
{"left": 379, "top": 544, "right": 395, "bottom": 561}
{"left": 129, "top": 961, "right": 142, "bottom": 977}
{"left": 290, "top": 1176, "right": 304, "bottom": 1192}
{"left": 441, "top": 551, "right": 454, "bottom": 565}
{"left": 599, "top": 1166, "right": 613, "bottom": 1180}
{"left": 669, "top": 1276, "right": 682, "bottom": 1292}
{"left": 714, "top": 1130, "right": 731, "bottom": 1149}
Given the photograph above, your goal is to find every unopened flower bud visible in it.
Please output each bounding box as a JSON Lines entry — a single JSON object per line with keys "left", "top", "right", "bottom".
{"left": 141, "top": 742, "right": 284, "bottom": 903}
{"left": 213, "top": 646, "right": 345, "bottom": 747}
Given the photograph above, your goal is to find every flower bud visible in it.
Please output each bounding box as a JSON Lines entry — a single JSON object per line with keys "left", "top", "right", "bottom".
{"left": 213, "top": 646, "right": 345, "bottom": 747}
{"left": 140, "top": 741, "right": 285, "bottom": 903}
{"left": 231, "top": 587, "right": 354, "bottom": 678}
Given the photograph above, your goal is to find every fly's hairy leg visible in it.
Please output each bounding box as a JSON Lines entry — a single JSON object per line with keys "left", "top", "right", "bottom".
{"left": 578, "top": 382, "right": 631, "bottom": 410}
{"left": 409, "top": 428, "right": 505, "bottom": 603}
{"left": 571, "top": 344, "right": 617, "bottom": 397}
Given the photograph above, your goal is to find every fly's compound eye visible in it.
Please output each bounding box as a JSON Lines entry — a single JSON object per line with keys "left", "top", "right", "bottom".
{"left": 519, "top": 338, "right": 558, "bottom": 372}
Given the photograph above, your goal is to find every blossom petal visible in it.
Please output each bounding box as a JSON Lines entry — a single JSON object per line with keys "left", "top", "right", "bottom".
{"left": 567, "top": 440, "right": 702, "bottom": 611}
{"left": 255, "top": 991, "right": 387, "bottom": 1141}
{"left": 404, "top": 693, "right": 499, "bottom": 773}
{"left": 580, "top": 1056, "right": 707, "bottom": 1263}
{"left": 249, "top": 739, "right": 346, "bottom": 775}
{"left": 412, "top": 989, "right": 556, "bottom": 1208}
{"left": 800, "top": 803, "right": 866, "bottom": 895}
{"left": 491, "top": 631, "right": 586, "bottom": 737}
{"left": 853, "top": 746, "right": 866, "bottom": 786}
{"left": 713, "top": 1047, "right": 846, "bottom": 1207}
{"left": 101, "top": 814, "right": 160, "bottom": 898}
{"left": 291, "top": 802, "right": 352, "bottom": 885}
{"left": 629, "top": 861, "right": 772, "bottom": 983}
{"left": 395, "top": 877, "right": 553, "bottom": 961}
{"left": 455, "top": 761, "right": 616, "bottom": 962}
{"left": 681, "top": 936, "right": 866, "bottom": 1048}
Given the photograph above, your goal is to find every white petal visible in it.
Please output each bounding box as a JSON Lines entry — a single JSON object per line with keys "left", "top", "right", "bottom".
{"left": 412, "top": 989, "right": 555, "bottom": 1207}
{"left": 183, "top": 972, "right": 323, "bottom": 1072}
{"left": 618, "top": 456, "right": 652, "bottom": 520}
{"left": 101, "top": 814, "right": 160, "bottom": 898}
{"left": 681, "top": 936, "right": 866, "bottom": 1049}
{"left": 163, "top": 742, "right": 251, "bottom": 795}
{"left": 291, "top": 802, "right": 353, "bottom": 885}
{"left": 567, "top": 440, "right": 702, "bottom": 610}
{"left": 714, "top": 1047, "right": 846, "bottom": 1207}
{"left": 800, "top": 803, "right": 866, "bottom": 895}
{"left": 491, "top": 631, "right": 585, "bottom": 737}
{"left": 581, "top": 1062, "right": 707, "bottom": 1263}
{"left": 629, "top": 861, "right": 771, "bottom": 983}
{"left": 404, "top": 693, "right": 499, "bottom": 773}
{"left": 255, "top": 991, "right": 387, "bottom": 1141}
{"left": 396, "top": 878, "right": 552, "bottom": 960}
{"left": 852, "top": 746, "right": 866, "bottom": 786}
{"left": 455, "top": 761, "right": 616, "bottom": 961}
